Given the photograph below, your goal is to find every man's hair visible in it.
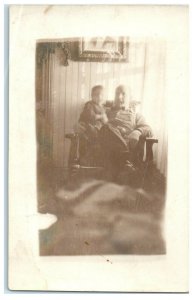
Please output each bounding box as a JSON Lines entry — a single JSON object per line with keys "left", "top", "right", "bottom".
{"left": 91, "top": 85, "right": 104, "bottom": 96}
{"left": 115, "top": 85, "right": 127, "bottom": 95}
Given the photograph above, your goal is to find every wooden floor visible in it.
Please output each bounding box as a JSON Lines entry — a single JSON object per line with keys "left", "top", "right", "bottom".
{"left": 38, "top": 159, "right": 166, "bottom": 255}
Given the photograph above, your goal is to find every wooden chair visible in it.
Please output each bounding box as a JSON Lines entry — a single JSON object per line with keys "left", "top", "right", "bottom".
{"left": 65, "top": 133, "right": 158, "bottom": 182}
{"left": 65, "top": 101, "right": 158, "bottom": 184}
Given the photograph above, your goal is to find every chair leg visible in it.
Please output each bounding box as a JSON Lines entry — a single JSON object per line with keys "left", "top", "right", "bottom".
{"left": 145, "top": 138, "right": 158, "bottom": 163}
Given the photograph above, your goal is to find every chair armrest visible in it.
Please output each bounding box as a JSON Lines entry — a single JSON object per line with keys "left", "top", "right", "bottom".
{"left": 65, "top": 133, "right": 77, "bottom": 140}
{"left": 145, "top": 137, "right": 158, "bottom": 144}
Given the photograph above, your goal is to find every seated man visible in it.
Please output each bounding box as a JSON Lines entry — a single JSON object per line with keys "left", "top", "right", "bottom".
{"left": 100, "top": 85, "right": 153, "bottom": 172}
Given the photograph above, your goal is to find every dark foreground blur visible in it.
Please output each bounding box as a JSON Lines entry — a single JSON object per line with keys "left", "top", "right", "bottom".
{"left": 38, "top": 161, "right": 166, "bottom": 255}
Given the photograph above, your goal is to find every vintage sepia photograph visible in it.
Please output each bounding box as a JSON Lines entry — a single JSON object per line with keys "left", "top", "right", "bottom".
{"left": 36, "top": 36, "right": 167, "bottom": 256}
{"left": 9, "top": 5, "right": 189, "bottom": 292}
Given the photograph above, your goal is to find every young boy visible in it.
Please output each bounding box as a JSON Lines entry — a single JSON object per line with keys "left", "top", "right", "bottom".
{"left": 77, "top": 85, "right": 108, "bottom": 166}
{"left": 79, "top": 85, "right": 108, "bottom": 134}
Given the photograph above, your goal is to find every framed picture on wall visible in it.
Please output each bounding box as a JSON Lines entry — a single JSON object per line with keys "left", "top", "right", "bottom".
{"left": 77, "top": 36, "right": 129, "bottom": 62}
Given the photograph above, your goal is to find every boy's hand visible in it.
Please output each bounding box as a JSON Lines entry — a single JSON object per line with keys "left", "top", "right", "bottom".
{"left": 101, "top": 113, "right": 108, "bottom": 124}
{"left": 128, "top": 130, "right": 141, "bottom": 149}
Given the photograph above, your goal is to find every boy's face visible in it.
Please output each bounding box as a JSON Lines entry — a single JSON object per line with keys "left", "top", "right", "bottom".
{"left": 92, "top": 90, "right": 104, "bottom": 104}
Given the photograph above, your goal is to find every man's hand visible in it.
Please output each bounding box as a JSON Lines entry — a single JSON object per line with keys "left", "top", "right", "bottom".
{"left": 117, "top": 126, "right": 127, "bottom": 136}
{"left": 128, "top": 130, "right": 141, "bottom": 149}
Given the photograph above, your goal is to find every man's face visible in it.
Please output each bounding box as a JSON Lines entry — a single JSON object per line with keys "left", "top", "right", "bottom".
{"left": 114, "top": 91, "right": 126, "bottom": 109}
{"left": 92, "top": 90, "right": 104, "bottom": 105}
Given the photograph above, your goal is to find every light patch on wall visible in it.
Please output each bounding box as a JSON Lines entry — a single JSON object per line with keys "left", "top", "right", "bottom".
{"left": 81, "top": 83, "right": 85, "bottom": 100}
